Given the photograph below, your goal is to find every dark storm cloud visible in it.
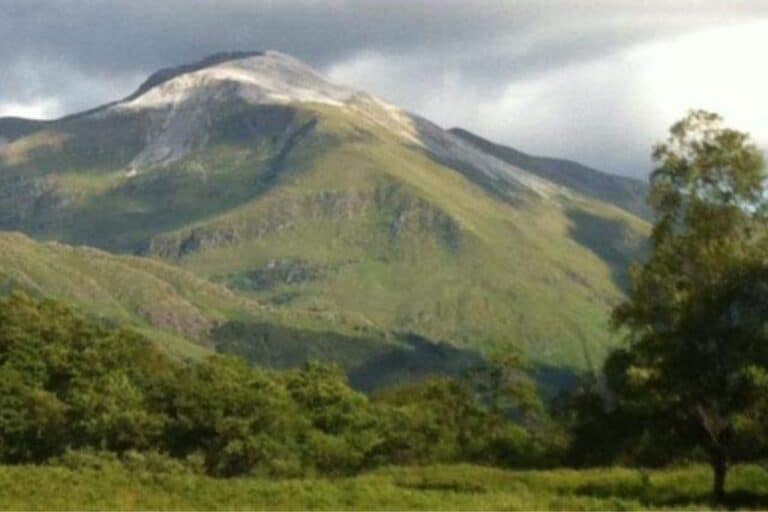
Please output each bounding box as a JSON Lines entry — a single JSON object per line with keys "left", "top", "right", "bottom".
{"left": 1, "top": 0, "right": 767, "bottom": 176}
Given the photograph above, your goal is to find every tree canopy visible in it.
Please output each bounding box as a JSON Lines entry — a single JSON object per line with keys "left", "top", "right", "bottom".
{"left": 0, "top": 291, "right": 557, "bottom": 477}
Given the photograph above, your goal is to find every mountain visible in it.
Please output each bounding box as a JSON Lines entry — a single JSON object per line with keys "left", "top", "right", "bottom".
{"left": 448, "top": 128, "right": 651, "bottom": 220}
{"left": 0, "top": 51, "right": 649, "bottom": 372}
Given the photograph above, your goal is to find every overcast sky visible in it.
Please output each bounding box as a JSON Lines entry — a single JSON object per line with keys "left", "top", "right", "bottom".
{"left": 2, "top": 0, "right": 767, "bottom": 178}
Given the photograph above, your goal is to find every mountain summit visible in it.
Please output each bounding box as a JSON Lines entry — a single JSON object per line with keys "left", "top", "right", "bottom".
{"left": 107, "top": 51, "right": 411, "bottom": 171}
{"left": 0, "top": 52, "right": 648, "bottom": 372}
{"left": 93, "top": 51, "right": 557, "bottom": 195}
{"left": 119, "top": 51, "right": 360, "bottom": 110}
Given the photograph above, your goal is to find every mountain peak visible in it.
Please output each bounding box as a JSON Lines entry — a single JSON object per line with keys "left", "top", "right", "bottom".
{"left": 116, "top": 50, "right": 359, "bottom": 111}
{"left": 126, "top": 51, "right": 267, "bottom": 100}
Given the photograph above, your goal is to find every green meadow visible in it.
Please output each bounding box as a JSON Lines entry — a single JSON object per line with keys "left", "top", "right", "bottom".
{"left": 1, "top": 463, "right": 766, "bottom": 510}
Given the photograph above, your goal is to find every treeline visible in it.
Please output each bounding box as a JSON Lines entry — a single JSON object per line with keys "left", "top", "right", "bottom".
{"left": 0, "top": 292, "right": 563, "bottom": 477}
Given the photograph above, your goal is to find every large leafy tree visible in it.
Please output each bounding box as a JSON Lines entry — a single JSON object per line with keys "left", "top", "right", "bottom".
{"left": 611, "top": 110, "right": 768, "bottom": 503}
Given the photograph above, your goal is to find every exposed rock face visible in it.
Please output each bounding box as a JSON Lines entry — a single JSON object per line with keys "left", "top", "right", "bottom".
{"left": 146, "top": 185, "right": 461, "bottom": 259}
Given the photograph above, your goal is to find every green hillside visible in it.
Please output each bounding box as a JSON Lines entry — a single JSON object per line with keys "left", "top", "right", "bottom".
{"left": 0, "top": 52, "right": 650, "bottom": 372}
{"left": 0, "top": 232, "right": 482, "bottom": 388}
{"left": 0, "top": 231, "right": 251, "bottom": 360}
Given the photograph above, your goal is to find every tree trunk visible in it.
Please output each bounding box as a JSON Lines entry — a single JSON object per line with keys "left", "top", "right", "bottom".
{"left": 711, "top": 448, "right": 727, "bottom": 504}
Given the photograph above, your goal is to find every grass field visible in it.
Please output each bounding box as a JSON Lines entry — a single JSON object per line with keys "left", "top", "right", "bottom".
{"left": 1, "top": 463, "right": 766, "bottom": 510}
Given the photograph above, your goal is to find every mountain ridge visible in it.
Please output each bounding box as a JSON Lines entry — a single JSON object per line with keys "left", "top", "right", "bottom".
{"left": 448, "top": 127, "right": 651, "bottom": 219}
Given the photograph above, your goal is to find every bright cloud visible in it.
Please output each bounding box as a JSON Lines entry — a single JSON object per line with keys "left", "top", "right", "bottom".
{"left": 0, "top": 99, "right": 63, "bottom": 119}
{"left": 330, "top": 18, "right": 768, "bottom": 177}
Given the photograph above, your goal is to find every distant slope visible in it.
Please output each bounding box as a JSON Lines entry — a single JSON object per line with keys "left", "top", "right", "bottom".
{"left": 0, "top": 51, "right": 650, "bottom": 371}
{"left": 0, "top": 231, "right": 252, "bottom": 359}
{"left": 449, "top": 128, "right": 651, "bottom": 220}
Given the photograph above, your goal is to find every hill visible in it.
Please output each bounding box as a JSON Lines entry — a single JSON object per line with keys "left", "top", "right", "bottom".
{"left": 0, "top": 51, "right": 649, "bottom": 371}
{"left": 0, "top": 231, "right": 482, "bottom": 389}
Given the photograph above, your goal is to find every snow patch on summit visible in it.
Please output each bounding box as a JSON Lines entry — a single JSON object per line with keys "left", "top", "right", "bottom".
{"left": 116, "top": 51, "right": 358, "bottom": 111}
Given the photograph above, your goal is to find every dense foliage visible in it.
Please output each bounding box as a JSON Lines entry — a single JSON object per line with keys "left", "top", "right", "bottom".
{"left": 0, "top": 292, "right": 559, "bottom": 477}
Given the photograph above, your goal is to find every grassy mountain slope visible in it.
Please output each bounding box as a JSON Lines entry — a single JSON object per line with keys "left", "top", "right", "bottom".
{"left": 144, "top": 104, "right": 648, "bottom": 367}
{"left": 0, "top": 231, "right": 480, "bottom": 388}
{"left": 0, "top": 52, "right": 649, "bottom": 372}
{"left": 0, "top": 231, "right": 247, "bottom": 359}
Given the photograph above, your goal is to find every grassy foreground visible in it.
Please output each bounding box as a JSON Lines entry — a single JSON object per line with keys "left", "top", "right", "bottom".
{"left": 1, "top": 464, "right": 767, "bottom": 510}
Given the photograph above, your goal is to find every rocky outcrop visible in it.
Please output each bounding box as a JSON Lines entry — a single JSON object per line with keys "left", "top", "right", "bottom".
{"left": 146, "top": 184, "right": 462, "bottom": 259}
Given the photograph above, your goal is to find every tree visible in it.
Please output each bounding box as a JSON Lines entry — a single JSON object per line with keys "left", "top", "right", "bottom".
{"left": 611, "top": 110, "right": 768, "bottom": 503}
